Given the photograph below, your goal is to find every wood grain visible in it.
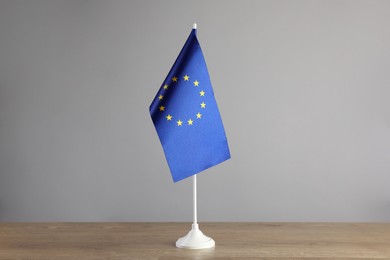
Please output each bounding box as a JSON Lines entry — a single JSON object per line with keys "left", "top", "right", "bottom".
{"left": 0, "top": 223, "right": 389, "bottom": 259}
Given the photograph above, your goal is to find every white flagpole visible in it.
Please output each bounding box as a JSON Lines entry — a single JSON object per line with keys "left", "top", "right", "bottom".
{"left": 193, "top": 22, "right": 198, "bottom": 228}
{"left": 193, "top": 174, "right": 197, "bottom": 225}
{"left": 175, "top": 22, "right": 216, "bottom": 251}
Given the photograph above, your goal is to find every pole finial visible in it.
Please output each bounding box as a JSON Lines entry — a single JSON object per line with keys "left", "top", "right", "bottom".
{"left": 193, "top": 23, "right": 197, "bottom": 29}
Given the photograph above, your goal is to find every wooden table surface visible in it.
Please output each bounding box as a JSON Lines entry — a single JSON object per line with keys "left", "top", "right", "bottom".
{"left": 0, "top": 222, "right": 389, "bottom": 259}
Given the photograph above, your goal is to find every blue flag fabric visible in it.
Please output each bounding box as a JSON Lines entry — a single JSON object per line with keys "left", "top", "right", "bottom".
{"left": 150, "top": 28, "right": 230, "bottom": 182}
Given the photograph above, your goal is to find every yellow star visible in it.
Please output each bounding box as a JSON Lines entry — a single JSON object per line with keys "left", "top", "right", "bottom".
{"left": 163, "top": 84, "right": 169, "bottom": 90}
{"left": 183, "top": 75, "right": 189, "bottom": 81}
{"left": 188, "top": 119, "right": 193, "bottom": 125}
{"left": 199, "top": 90, "right": 205, "bottom": 96}
{"left": 166, "top": 114, "right": 172, "bottom": 121}
{"left": 158, "top": 95, "right": 164, "bottom": 100}
{"left": 194, "top": 80, "right": 199, "bottom": 86}
{"left": 177, "top": 120, "right": 183, "bottom": 126}
{"left": 200, "top": 102, "right": 206, "bottom": 108}
{"left": 196, "top": 112, "right": 202, "bottom": 119}
{"left": 172, "top": 76, "right": 178, "bottom": 82}
{"left": 159, "top": 106, "right": 165, "bottom": 111}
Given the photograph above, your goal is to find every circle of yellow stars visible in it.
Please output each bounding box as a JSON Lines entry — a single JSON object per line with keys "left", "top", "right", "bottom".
{"left": 158, "top": 74, "right": 206, "bottom": 127}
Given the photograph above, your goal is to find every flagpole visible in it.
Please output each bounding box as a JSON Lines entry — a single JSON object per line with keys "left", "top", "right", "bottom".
{"left": 175, "top": 22, "right": 216, "bottom": 250}
{"left": 193, "top": 174, "right": 197, "bottom": 225}
{"left": 192, "top": 22, "right": 198, "bottom": 229}
{"left": 191, "top": 23, "right": 198, "bottom": 229}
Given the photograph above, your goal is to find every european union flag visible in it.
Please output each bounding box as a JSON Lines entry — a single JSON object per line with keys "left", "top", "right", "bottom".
{"left": 150, "top": 27, "right": 230, "bottom": 182}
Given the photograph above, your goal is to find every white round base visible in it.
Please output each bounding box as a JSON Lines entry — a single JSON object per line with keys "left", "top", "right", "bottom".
{"left": 176, "top": 224, "right": 215, "bottom": 249}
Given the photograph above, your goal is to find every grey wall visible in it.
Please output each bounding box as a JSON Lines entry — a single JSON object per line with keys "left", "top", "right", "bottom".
{"left": 1, "top": 0, "right": 389, "bottom": 222}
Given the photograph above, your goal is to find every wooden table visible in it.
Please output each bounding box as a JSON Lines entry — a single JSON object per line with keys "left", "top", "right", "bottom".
{"left": 0, "top": 223, "right": 389, "bottom": 259}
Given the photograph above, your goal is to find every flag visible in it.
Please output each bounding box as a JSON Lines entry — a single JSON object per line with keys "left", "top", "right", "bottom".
{"left": 149, "top": 27, "right": 230, "bottom": 182}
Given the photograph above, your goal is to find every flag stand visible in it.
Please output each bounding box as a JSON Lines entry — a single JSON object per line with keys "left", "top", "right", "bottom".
{"left": 176, "top": 174, "right": 215, "bottom": 249}
{"left": 175, "top": 22, "right": 215, "bottom": 250}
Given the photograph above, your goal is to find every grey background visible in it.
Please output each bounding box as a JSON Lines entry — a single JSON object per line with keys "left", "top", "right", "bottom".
{"left": 1, "top": 0, "right": 389, "bottom": 222}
